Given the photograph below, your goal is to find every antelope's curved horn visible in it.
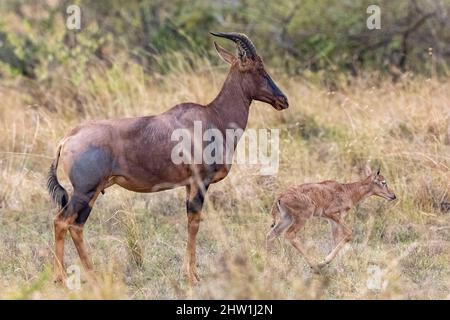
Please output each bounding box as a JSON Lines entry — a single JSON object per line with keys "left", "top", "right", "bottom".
{"left": 210, "top": 32, "right": 257, "bottom": 59}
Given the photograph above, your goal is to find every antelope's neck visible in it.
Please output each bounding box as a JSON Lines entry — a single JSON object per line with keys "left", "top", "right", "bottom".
{"left": 344, "top": 179, "right": 373, "bottom": 204}
{"left": 208, "top": 71, "right": 251, "bottom": 131}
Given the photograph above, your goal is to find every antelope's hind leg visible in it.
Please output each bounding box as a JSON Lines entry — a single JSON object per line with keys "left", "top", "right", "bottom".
{"left": 53, "top": 189, "right": 100, "bottom": 284}
{"left": 53, "top": 146, "right": 112, "bottom": 284}
{"left": 68, "top": 188, "right": 103, "bottom": 278}
{"left": 53, "top": 210, "right": 72, "bottom": 283}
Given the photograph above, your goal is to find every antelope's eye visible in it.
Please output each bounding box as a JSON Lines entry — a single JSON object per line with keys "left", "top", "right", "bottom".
{"left": 381, "top": 181, "right": 387, "bottom": 186}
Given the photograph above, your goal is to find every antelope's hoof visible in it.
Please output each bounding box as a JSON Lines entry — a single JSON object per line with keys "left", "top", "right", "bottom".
{"left": 53, "top": 274, "right": 65, "bottom": 285}
{"left": 186, "top": 268, "right": 201, "bottom": 285}
{"left": 189, "top": 272, "right": 201, "bottom": 285}
{"left": 85, "top": 270, "right": 99, "bottom": 284}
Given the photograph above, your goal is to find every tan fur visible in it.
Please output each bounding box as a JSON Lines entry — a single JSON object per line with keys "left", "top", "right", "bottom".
{"left": 267, "top": 166, "right": 396, "bottom": 272}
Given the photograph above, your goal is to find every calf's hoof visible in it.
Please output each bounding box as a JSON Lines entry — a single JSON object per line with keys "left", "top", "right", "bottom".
{"left": 309, "top": 264, "right": 322, "bottom": 274}
{"left": 311, "top": 261, "right": 331, "bottom": 273}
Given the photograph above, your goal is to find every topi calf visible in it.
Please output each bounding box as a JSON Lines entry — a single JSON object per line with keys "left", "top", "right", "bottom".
{"left": 266, "top": 166, "right": 396, "bottom": 272}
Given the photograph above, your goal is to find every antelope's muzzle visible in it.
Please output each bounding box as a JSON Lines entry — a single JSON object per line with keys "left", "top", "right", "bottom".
{"left": 275, "top": 95, "right": 289, "bottom": 110}
{"left": 265, "top": 74, "right": 288, "bottom": 110}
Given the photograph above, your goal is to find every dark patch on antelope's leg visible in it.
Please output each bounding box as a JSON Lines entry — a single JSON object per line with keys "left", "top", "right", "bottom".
{"left": 62, "top": 191, "right": 94, "bottom": 222}
{"left": 67, "top": 188, "right": 102, "bottom": 276}
{"left": 186, "top": 188, "right": 206, "bottom": 214}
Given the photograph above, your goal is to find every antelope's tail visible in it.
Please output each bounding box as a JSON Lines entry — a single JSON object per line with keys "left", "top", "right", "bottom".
{"left": 47, "top": 144, "right": 68, "bottom": 208}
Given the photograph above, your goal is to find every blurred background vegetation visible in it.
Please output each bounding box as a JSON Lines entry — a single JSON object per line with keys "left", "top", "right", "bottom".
{"left": 0, "top": 0, "right": 449, "bottom": 84}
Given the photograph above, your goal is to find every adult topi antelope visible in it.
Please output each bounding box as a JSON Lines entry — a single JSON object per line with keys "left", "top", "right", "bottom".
{"left": 266, "top": 166, "right": 396, "bottom": 272}
{"left": 47, "top": 32, "right": 288, "bottom": 284}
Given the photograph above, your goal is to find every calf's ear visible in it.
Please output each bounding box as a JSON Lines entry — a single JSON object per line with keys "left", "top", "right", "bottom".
{"left": 363, "top": 164, "right": 372, "bottom": 177}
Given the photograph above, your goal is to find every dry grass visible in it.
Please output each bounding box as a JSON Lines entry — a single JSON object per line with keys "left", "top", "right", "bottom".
{"left": 0, "top": 58, "right": 449, "bottom": 299}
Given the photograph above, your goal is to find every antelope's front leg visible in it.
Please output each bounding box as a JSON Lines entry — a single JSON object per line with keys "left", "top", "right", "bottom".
{"left": 184, "top": 182, "right": 208, "bottom": 284}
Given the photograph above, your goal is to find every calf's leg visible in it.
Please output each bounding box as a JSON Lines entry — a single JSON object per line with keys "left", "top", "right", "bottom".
{"left": 318, "top": 213, "right": 352, "bottom": 268}
{"left": 284, "top": 218, "right": 318, "bottom": 272}
{"left": 330, "top": 220, "right": 343, "bottom": 248}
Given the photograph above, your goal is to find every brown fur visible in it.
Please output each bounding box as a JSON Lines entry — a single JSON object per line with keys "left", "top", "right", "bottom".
{"left": 267, "top": 166, "right": 396, "bottom": 272}
{"left": 47, "top": 33, "right": 288, "bottom": 284}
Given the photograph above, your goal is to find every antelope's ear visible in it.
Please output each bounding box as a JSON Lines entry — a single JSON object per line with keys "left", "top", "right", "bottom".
{"left": 376, "top": 167, "right": 381, "bottom": 176}
{"left": 363, "top": 164, "right": 372, "bottom": 177}
{"left": 214, "top": 41, "right": 236, "bottom": 65}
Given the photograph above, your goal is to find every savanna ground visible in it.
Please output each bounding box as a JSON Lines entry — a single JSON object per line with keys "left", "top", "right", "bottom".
{"left": 0, "top": 55, "right": 449, "bottom": 299}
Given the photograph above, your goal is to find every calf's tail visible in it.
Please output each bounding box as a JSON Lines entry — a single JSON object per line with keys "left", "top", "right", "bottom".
{"left": 269, "top": 199, "right": 281, "bottom": 228}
